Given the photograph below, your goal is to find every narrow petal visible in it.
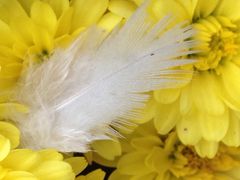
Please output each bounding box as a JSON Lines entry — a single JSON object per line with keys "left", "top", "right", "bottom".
{"left": 214, "top": 0, "right": 240, "bottom": 21}
{"left": 179, "top": 85, "right": 193, "bottom": 115}
{"left": 0, "top": 121, "right": 20, "bottom": 149}
{"left": 3, "top": 171, "right": 37, "bottom": 180}
{"left": 195, "top": 139, "right": 219, "bottom": 158}
{"left": 177, "top": 110, "right": 202, "bottom": 145}
{"left": 1, "top": 149, "right": 41, "bottom": 171}
{"left": 70, "top": 0, "right": 108, "bottom": 31}
{"left": 45, "top": 0, "right": 69, "bottom": 18}
{"left": 145, "top": 147, "right": 170, "bottom": 176}
{"left": 31, "top": 1, "right": 57, "bottom": 35}
{"left": 85, "top": 169, "right": 105, "bottom": 180}
{"left": 109, "top": 170, "right": 132, "bottom": 180}
{"left": 117, "top": 152, "right": 150, "bottom": 175}
{"left": 65, "top": 157, "right": 87, "bottom": 175}
{"left": 151, "top": 0, "right": 192, "bottom": 23}
{"left": 131, "top": 136, "right": 162, "bottom": 151}
{"left": 154, "top": 102, "right": 179, "bottom": 135}
{"left": 91, "top": 139, "right": 121, "bottom": 160}
{"left": 0, "top": 134, "right": 10, "bottom": 161}
{"left": 108, "top": 0, "right": 137, "bottom": 18}
{"left": 55, "top": 8, "right": 73, "bottom": 37}
{"left": 192, "top": 73, "right": 225, "bottom": 115}
{"left": 219, "top": 62, "right": 240, "bottom": 110}
{"left": 223, "top": 111, "right": 240, "bottom": 146}
{"left": 98, "top": 12, "right": 123, "bottom": 32}
{"left": 199, "top": 110, "right": 229, "bottom": 141}
{"left": 0, "top": 20, "right": 14, "bottom": 46}
{"left": 194, "top": 0, "right": 218, "bottom": 18}
{"left": 32, "top": 161, "right": 75, "bottom": 180}
{"left": 154, "top": 88, "right": 180, "bottom": 104}
{"left": 38, "top": 149, "right": 63, "bottom": 161}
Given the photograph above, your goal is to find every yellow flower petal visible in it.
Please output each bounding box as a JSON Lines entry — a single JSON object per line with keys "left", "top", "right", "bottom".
{"left": 55, "top": 8, "right": 73, "bottom": 37}
{"left": 85, "top": 169, "right": 105, "bottom": 180}
{"left": 192, "top": 73, "right": 225, "bottom": 115}
{"left": 223, "top": 111, "right": 240, "bottom": 146}
{"left": 38, "top": 149, "right": 63, "bottom": 161}
{"left": 65, "top": 157, "right": 87, "bottom": 175}
{"left": 91, "top": 152, "right": 119, "bottom": 167}
{"left": 145, "top": 147, "right": 170, "bottom": 175}
{"left": 131, "top": 136, "right": 162, "bottom": 151}
{"left": 194, "top": 0, "right": 218, "bottom": 18}
{"left": 109, "top": 170, "right": 132, "bottom": 180}
{"left": 132, "top": 98, "right": 156, "bottom": 124}
{"left": 45, "top": 0, "right": 69, "bottom": 18}
{"left": 31, "top": 27, "right": 54, "bottom": 53}
{"left": 31, "top": 1, "right": 57, "bottom": 35}
{"left": 117, "top": 152, "right": 150, "bottom": 175}
{"left": 108, "top": 0, "right": 137, "bottom": 18}
{"left": 199, "top": 110, "right": 229, "bottom": 141}
{"left": 154, "top": 102, "right": 179, "bottom": 135}
{"left": 220, "top": 62, "right": 240, "bottom": 110}
{"left": 0, "top": 19, "right": 14, "bottom": 46}
{"left": 91, "top": 139, "right": 121, "bottom": 160}
{"left": 195, "top": 139, "right": 219, "bottom": 158}
{"left": 98, "top": 12, "right": 122, "bottom": 32}
{"left": 179, "top": 85, "right": 193, "bottom": 115}
{"left": 151, "top": 0, "right": 191, "bottom": 23}
{"left": 0, "top": 0, "right": 28, "bottom": 23}
{"left": 1, "top": 149, "right": 40, "bottom": 171}
{"left": 177, "top": 110, "right": 202, "bottom": 145}
{"left": 0, "top": 63, "right": 22, "bottom": 78}
{"left": 131, "top": 0, "right": 143, "bottom": 6}
{"left": 32, "top": 161, "right": 74, "bottom": 180}
{"left": 0, "top": 121, "right": 20, "bottom": 149}
{"left": 3, "top": 171, "right": 37, "bottom": 180}
{"left": 154, "top": 88, "right": 180, "bottom": 104}
{"left": 214, "top": 0, "right": 240, "bottom": 21}
{"left": 71, "top": 0, "right": 108, "bottom": 31}
{"left": 0, "top": 134, "right": 10, "bottom": 161}
{"left": 17, "top": 0, "right": 35, "bottom": 15}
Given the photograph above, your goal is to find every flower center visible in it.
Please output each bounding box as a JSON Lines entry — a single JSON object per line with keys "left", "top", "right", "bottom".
{"left": 181, "top": 146, "right": 210, "bottom": 170}
{"left": 192, "top": 16, "right": 239, "bottom": 71}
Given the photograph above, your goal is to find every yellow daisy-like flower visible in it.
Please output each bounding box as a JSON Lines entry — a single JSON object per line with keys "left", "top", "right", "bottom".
{"left": 141, "top": 0, "right": 240, "bottom": 157}
{"left": 110, "top": 121, "right": 240, "bottom": 180}
{"left": 0, "top": 0, "right": 110, "bottom": 91}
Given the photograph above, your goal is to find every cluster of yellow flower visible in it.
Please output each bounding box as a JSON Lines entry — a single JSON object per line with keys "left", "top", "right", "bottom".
{"left": 1, "top": 0, "right": 240, "bottom": 179}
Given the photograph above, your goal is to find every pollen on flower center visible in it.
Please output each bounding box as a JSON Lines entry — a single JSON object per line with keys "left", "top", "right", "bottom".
{"left": 193, "top": 16, "right": 239, "bottom": 71}
{"left": 180, "top": 146, "right": 211, "bottom": 170}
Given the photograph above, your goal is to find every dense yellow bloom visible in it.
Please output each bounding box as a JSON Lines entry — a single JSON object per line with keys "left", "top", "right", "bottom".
{"left": 140, "top": 0, "right": 240, "bottom": 157}
{"left": 110, "top": 121, "right": 240, "bottom": 180}
{"left": 0, "top": 0, "right": 110, "bottom": 91}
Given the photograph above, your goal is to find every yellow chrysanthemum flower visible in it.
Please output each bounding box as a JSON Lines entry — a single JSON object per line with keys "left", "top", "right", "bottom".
{"left": 137, "top": 0, "right": 240, "bottom": 157}
{"left": 110, "top": 121, "right": 240, "bottom": 180}
{"left": 0, "top": 0, "right": 110, "bottom": 91}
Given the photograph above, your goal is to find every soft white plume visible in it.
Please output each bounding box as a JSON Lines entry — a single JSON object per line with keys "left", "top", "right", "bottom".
{"left": 14, "top": 3, "right": 195, "bottom": 152}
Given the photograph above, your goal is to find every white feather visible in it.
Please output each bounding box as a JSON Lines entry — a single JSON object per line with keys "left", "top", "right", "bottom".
{"left": 14, "top": 3, "right": 195, "bottom": 152}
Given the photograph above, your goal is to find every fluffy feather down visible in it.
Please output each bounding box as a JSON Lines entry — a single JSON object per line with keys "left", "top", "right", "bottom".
{"left": 14, "top": 3, "right": 195, "bottom": 152}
